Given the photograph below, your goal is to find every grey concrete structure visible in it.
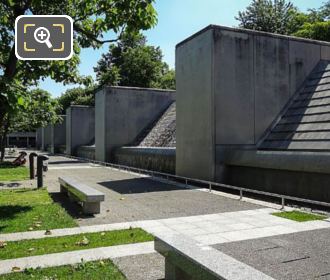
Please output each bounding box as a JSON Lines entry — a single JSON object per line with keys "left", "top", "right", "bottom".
{"left": 36, "top": 128, "right": 42, "bottom": 149}
{"left": 95, "top": 86, "right": 175, "bottom": 162}
{"left": 155, "top": 234, "right": 274, "bottom": 280}
{"left": 114, "top": 147, "right": 175, "bottom": 174}
{"left": 76, "top": 145, "right": 95, "bottom": 160}
{"left": 41, "top": 125, "right": 51, "bottom": 151}
{"left": 66, "top": 105, "right": 95, "bottom": 156}
{"left": 176, "top": 25, "right": 330, "bottom": 182}
{"left": 50, "top": 116, "right": 66, "bottom": 154}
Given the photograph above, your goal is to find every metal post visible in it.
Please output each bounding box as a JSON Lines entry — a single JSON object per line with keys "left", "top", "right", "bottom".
{"left": 240, "top": 189, "right": 243, "bottom": 200}
{"left": 37, "top": 155, "right": 49, "bottom": 188}
{"left": 281, "top": 197, "right": 285, "bottom": 209}
{"left": 209, "top": 183, "right": 212, "bottom": 192}
{"left": 29, "top": 152, "right": 38, "bottom": 179}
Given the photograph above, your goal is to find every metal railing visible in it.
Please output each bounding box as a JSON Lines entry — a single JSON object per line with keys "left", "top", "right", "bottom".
{"left": 57, "top": 154, "right": 330, "bottom": 210}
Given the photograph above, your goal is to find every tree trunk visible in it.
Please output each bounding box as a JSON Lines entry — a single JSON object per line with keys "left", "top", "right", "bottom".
{"left": 0, "top": 113, "right": 9, "bottom": 162}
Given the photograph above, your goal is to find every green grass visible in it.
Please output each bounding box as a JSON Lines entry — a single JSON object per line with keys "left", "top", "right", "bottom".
{"left": 272, "top": 210, "right": 328, "bottom": 222}
{"left": 0, "top": 228, "right": 153, "bottom": 260}
{"left": 0, "top": 188, "right": 77, "bottom": 233}
{"left": 0, "top": 163, "right": 29, "bottom": 182}
{"left": 0, "top": 259, "right": 126, "bottom": 280}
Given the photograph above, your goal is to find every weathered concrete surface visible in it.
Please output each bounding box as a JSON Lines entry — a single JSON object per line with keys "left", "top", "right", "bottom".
{"left": 114, "top": 147, "right": 175, "bottom": 174}
{"left": 36, "top": 128, "right": 42, "bottom": 149}
{"left": 76, "top": 145, "right": 95, "bottom": 160}
{"left": 95, "top": 86, "right": 175, "bottom": 162}
{"left": 41, "top": 125, "right": 51, "bottom": 151}
{"left": 176, "top": 25, "right": 330, "bottom": 181}
{"left": 214, "top": 227, "right": 330, "bottom": 280}
{"left": 50, "top": 116, "right": 66, "bottom": 154}
{"left": 66, "top": 105, "right": 95, "bottom": 156}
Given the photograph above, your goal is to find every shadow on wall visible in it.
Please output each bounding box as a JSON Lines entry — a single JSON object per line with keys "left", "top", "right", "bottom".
{"left": 98, "top": 177, "right": 183, "bottom": 194}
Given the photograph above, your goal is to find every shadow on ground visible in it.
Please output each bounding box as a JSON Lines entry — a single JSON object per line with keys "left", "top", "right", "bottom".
{"left": 98, "top": 177, "right": 183, "bottom": 194}
{"left": 49, "top": 192, "right": 93, "bottom": 220}
{"left": 0, "top": 182, "right": 21, "bottom": 188}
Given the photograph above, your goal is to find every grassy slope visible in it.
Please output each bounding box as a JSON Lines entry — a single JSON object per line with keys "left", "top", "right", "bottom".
{"left": 0, "top": 259, "right": 126, "bottom": 280}
{"left": 273, "top": 210, "right": 327, "bottom": 222}
{"left": 0, "top": 228, "right": 153, "bottom": 260}
{"left": 0, "top": 188, "right": 77, "bottom": 233}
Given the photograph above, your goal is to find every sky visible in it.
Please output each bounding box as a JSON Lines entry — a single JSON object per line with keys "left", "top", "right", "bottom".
{"left": 40, "top": 0, "right": 325, "bottom": 97}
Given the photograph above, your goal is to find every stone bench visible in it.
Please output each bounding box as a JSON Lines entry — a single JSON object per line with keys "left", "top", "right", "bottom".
{"left": 58, "top": 177, "right": 105, "bottom": 214}
{"left": 155, "top": 234, "right": 275, "bottom": 280}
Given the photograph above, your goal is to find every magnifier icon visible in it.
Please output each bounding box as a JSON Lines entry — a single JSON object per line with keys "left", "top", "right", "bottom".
{"left": 34, "top": 27, "right": 52, "bottom": 48}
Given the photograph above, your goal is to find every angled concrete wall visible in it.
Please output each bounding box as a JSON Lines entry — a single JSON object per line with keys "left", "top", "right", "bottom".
{"left": 176, "top": 25, "right": 330, "bottom": 181}
{"left": 95, "top": 86, "right": 175, "bottom": 162}
{"left": 66, "top": 106, "right": 95, "bottom": 156}
{"left": 36, "top": 128, "right": 42, "bottom": 149}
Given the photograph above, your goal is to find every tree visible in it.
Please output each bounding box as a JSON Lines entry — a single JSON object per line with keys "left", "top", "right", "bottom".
{"left": 236, "top": 0, "right": 298, "bottom": 35}
{"left": 94, "top": 31, "right": 175, "bottom": 89}
{"left": 57, "top": 86, "right": 96, "bottom": 114}
{"left": 10, "top": 89, "right": 60, "bottom": 133}
{"left": 0, "top": 0, "right": 157, "bottom": 161}
{"left": 237, "top": 0, "right": 330, "bottom": 42}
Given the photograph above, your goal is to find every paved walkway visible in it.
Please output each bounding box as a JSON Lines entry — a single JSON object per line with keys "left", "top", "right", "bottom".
{"left": 2, "top": 152, "right": 329, "bottom": 279}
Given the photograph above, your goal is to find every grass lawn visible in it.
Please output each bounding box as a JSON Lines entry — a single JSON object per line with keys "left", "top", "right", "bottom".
{"left": 0, "top": 162, "right": 29, "bottom": 182}
{"left": 0, "top": 259, "right": 126, "bottom": 280}
{"left": 272, "top": 210, "right": 328, "bottom": 222}
{"left": 0, "top": 228, "right": 153, "bottom": 260}
{"left": 0, "top": 188, "right": 77, "bottom": 233}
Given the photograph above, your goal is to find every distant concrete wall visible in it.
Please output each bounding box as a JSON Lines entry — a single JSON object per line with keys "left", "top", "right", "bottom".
{"left": 50, "top": 116, "right": 66, "bottom": 153}
{"left": 176, "top": 25, "right": 330, "bottom": 181}
{"left": 66, "top": 106, "right": 95, "bottom": 156}
{"left": 42, "top": 125, "right": 52, "bottom": 151}
{"left": 36, "top": 128, "right": 42, "bottom": 149}
{"left": 77, "top": 146, "right": 95, "bottom": 160}
{"left": 114, "top": 147, "right": 176, "bottom": 174}
{"left": 95, "top": 86, "right": 175, "bottom": 162}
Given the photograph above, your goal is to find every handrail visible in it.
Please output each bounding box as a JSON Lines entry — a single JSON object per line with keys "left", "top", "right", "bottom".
{"left": 57, "top": 153, "right": 330, "bottom": 209}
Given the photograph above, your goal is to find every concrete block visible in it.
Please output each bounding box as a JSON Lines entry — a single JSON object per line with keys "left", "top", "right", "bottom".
{"left": 176, "top": 28, "right": 215, "bottom": 180}
{"left": 50, "top": 116, "right": 66, "bottom": 153}
{"left": 66, "top": 105, "right": 95, "bottom": 156}
{"left": 213, "top": 29, "right": 255, "bottom": 145}
{"left": 95, "top": 86, "right": 175, "bottom": 162}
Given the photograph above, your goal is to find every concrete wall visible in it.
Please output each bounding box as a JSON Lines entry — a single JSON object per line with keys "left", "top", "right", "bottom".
{"left": 77, "top": 146, "right": 95, "bottom": 160}
{"left": 41, "top": 125, "right": 51, "bottom": 151}
{"left": 95, "top": 86, "right": 175, "bottom": 162}
{"left": 66, "top": 106, "right": 95, "bottom": 156}
{"left": 36, "top": 128, "right": 42, "bottom": 149}
{"left": 114, "top": 147, "right": 176, "bottom": 174}
{"left": 176, "top": 25, "right": 330, "bottom": 181}
{"left": 50, "top": 116, "right": 66, "bottom": 153}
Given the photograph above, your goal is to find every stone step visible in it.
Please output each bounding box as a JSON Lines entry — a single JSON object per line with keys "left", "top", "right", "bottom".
{"left": 292, "top": 97, "right": 330, "bottom": 108}
{"left": 279, "top": 113, "right": 330, "bottom": 124}
{"left": 286, "top": 105, "right": 330, "bottom": 116}
{"left": 260, "top": 140, "right": 330, "bottom": 150}
{"left": 266, "top": 131, "right": 330, "bottom": 141}
{"left": 273, "top": 122, "right": 330, "bottom": 132}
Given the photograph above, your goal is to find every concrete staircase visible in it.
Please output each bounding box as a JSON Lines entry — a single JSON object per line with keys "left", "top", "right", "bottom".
{"left": 260, "top": 60, "right": 330, "bottom": 151}
{"left": 138, "top": 102, "right": 176, "bottom": 147}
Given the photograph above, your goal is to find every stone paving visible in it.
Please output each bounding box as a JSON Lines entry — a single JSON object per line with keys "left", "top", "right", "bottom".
{"left": 2, "top": 152, "right": 330, "bottom": 279}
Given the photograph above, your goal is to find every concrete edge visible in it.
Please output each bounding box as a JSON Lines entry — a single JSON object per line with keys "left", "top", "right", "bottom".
{"left": 176, "top": 24, "right": 330, "bottom": 48}
{"left": 0, "top": 241, "right": 155, "bottom": 275}
{"left": 155, "top": 234, "right": 275, "bottom": 280}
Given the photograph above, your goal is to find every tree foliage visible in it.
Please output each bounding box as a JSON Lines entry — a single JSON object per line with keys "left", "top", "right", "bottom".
{"left": 94, "top": 31, "right": 175, "bottom": 89}
{"left": 236, "top": 0, "right": 298, "bottom": 34}
{"left": 10, "top": 89, "right": 60, "bottom": 132}
{"left": 57, "top": 86, "right": 96, "bottom": 114}
{"left": 237, "top": 0, "right": 330, "bottom": 42}
{"left": 0, "top": 0, "right": 157, "bottom": 160}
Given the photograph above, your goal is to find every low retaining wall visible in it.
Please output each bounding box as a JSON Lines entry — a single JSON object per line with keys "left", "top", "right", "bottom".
{"left": 224, "top": 150, "right": 330, "bottom": 203}
{"left": 76, "top": 146, "right": 95, "bottom": 160}
{"left": 114, "top": 147, "right": 176, "bottom": 174}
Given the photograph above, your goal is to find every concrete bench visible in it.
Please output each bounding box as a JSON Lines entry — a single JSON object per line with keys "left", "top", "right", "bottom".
{"left": 58, "top": 177, "right": 105, "bottom": 214}
{"left": 155, "top": 234, "right": 275, "bottom": 280}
